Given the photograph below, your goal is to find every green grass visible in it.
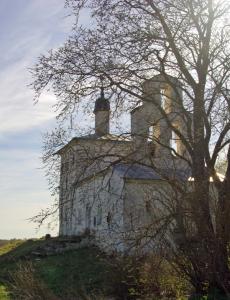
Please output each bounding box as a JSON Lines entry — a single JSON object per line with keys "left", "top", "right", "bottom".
{"left": 0, "top": 240, "right": 24, "bottom": 256}
{"left": 37, "top": 247, "right": 112, "bottom": 296}
{"left": 0, "top": 239, "right": 114, "bottom": 299}
{"left": 0, "top": 239, "right": 47, "bottom": 281}
{"left": 0, "top": 239, "right": 46, "bottom": 257}
{"left": 0, "top": 284, "right": 10, "bottom": 300}
{"left": 0, "top": 239, "right": 191, "bottom": 299}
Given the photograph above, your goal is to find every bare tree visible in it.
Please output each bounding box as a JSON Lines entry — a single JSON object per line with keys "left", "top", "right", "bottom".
{"left": 31, "top": 0, "right": 230, "bottom": 297}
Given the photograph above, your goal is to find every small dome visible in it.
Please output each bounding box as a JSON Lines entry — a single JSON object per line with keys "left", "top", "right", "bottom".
{"left": 94, "top": 88, "right": 110, "bottom": 113}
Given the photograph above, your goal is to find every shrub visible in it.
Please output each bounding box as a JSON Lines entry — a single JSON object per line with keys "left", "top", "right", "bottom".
{"left": 108, "top": 254, "right": 190, "bottom": 299}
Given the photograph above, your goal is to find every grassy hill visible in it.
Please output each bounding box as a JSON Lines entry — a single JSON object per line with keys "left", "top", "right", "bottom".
{"left": 0, "top": 239, "right": 117, "bottom": 300}
{"left": 0, "top": 238, "right": 192, "bottom": 300}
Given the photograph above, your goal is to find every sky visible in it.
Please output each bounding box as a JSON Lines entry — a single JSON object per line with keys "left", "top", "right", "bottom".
{"left": 0, "top": 0, "right": 77, "bottom": 239}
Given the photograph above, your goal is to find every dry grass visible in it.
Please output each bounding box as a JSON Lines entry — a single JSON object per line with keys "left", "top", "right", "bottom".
{"left": 8, "top": 261, "right": 110, "bottom": 300}
{"left": 9, "top": 262, "right": 59, "bottom": 300}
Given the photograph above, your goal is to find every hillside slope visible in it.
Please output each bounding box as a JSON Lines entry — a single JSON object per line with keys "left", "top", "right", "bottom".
{"left": 0, "top": 238, "right": 117, "bottom": 300}
{"left": 0, "top": 238, "right": 192, "bottom": 300}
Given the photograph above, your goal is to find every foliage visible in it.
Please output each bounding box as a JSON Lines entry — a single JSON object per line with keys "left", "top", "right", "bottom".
{"left": 108, "top": 254, "right": 190, "bottom": 299}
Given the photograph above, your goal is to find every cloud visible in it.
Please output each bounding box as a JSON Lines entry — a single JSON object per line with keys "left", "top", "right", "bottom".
{"left": 0, "top": 0, "right": 73, "bottom": 135}
{"left": 0, "top": 132, "right": 58, "bottom": 239}
{"left": 0, "top": 1, "right": 75, "bottom": 239}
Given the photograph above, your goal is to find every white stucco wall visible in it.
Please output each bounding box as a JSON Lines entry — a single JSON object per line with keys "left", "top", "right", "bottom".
{"left": 60, "top": 162, "right": 127, "bottom": 251}
{"left": 59, "top": 138, "right": 133, "bottom": 238}
{"left": 122, "top": 179, "right": 176, "bottom": 252}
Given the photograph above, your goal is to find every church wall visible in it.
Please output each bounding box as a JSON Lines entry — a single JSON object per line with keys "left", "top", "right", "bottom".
{"left": 123, "top": 180, "right": 168, "bottom": 229}
{"left": 59, "top": 138, "right": 133, "bottom": 237}
{"left": 122, "top": 179, "right": 221, "bottom": 252}
{"left": 60, "top": 165, "right": 127, "bottom": 251}
{"left": 60, "top": 139, "right": 133, "bottom": 182}
{"left": 122, "top": 179, "right": 175, "bottom": 252}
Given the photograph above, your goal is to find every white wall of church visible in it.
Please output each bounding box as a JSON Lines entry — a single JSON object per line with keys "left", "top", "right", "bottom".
{"left": 122, "top": 179, "right": 175, "bottom": 252}
{"left": 59, "top": 138, "right": 133, "bottom": 237}
{"left": 60, "top": 168, "right": 127, "bottom": 251}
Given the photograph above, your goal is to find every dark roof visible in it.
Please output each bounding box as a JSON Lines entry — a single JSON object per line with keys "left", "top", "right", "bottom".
{"left": 76, "top": 133, "right": 131, "bottom": 141}
{"left": 113, "top": 163, "right": 191, "bottom": 181}
{"left": 114, "top": 163, "right": 161, "bottom": 180}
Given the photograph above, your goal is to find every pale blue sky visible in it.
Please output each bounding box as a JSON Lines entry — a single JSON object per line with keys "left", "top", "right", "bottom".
{"left": 0, "top": 0, "right": 75, "bottom": 239}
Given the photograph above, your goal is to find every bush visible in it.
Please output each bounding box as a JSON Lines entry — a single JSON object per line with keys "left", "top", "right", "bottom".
{"left": 109, "top": 254, "right": 190, "bottom": 299}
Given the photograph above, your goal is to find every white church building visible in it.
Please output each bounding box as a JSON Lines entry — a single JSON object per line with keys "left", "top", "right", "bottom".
{"left": 57, "top": 75, "right": 191, "bottom": 252}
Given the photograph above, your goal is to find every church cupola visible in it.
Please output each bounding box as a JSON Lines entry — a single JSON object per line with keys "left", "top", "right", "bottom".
{"left": 94, "top": 87, "right": 110, "bottom": 136}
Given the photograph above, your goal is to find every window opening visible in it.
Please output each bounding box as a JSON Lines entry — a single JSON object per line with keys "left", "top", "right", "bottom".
{"left": 170, "top": 130, "right": 179, "bottom": 155}
{"left": 77, "top": 208, "right": 82, "bottom": 225}
{"left": 148, "top": 125, "right": 154, "bottom": 142}
{"left": 85, "top": 204, "right": 91, "bottom": 229}
{"left": 161, "top": 89, "right": 167, "bottom": 110}
{"left": 145, "top": 200, "right": 152, "bottom": 213}
{"left": 107, "top": 211, "right": 112, "bottom": 230}
{"left": 97, "top": 206, "right": 102, "bottom": 225}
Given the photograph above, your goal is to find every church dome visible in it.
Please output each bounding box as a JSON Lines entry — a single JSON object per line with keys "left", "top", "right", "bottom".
{"left": 94, "top": 88, "right": 110, "bottom": 113}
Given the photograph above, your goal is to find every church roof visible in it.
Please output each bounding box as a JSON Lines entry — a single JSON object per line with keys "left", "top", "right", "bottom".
{"left": 114, "top": 163, "right": 191, "bottom": 181}
{"left": 55, "top": 133, "right": 132, "bottom": 155}
{"left": 114, "top": 163, "right": 161, "bottom": 180}
{"left": 76, "top": 133, "right": 131, "bottom": 141}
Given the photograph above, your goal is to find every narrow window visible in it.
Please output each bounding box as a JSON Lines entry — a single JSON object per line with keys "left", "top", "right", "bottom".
{"left": 148, "top": 125, "right": 154, "bottom": 142}
{"left": 145, "top": 200, "right": 151, "bottom": 213}
{"left": 161, "top": 89, "right": 167, "bottom": 110}
{"left": 77, "top": 209, "right": 82, "bottom": 225}
{"left": 97, "top": 206, "right": 102, "bottom": 225}
{"left": 107, "top": 212, "right": 112, "bottom": 230}
{"left": 85, "top": 204, "right": 91, "bottom": 229}
{"left": 170, "top": 130, "right": 178, "bottom": 155}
